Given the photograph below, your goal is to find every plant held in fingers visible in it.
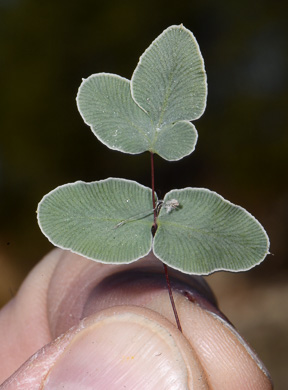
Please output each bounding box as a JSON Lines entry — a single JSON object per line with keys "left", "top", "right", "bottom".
{"left": 37, "top": 25, "right": 270, "bottom": 331}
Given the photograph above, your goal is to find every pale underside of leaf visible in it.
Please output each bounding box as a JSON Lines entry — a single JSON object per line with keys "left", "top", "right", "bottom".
{"left": 76, "top": 25, "right": 206, "bottom": 161}
{"left": 131, "top": 24, "right": 207, "bottom": 128}
{"left": 38, "top": 179, "right": 269, "bottom": 274}
{"left": 76, "top": 73, "right": 153, "bottom": 155}
{"left": 76, "top": 72, "right": 198, "bottom": 161}
{"left": 152, "top": 121, "right": 198, "bottom": 161}
{"left": 37, "top": 178, "right": 155, "bottom": 263}
{"left": 153, "top": 188, "right": 270, "bottom": 275}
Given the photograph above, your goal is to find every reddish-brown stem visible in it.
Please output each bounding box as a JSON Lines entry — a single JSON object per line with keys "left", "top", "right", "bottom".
{"left": 163, "top": 263, "right": 183, "bottom": 332}
{"left": 150, "top": 152, "right": 182, "bottom": 333}
{"left": 150, "top": 152, "right": 157, "bottom": 228}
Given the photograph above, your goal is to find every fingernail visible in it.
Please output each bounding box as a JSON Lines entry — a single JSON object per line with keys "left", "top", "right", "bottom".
{"left": 209, "top": 312, "right": 273, "bottom": 383}
{"left": 43, "top": 308, "right": 207, "bottom": 389}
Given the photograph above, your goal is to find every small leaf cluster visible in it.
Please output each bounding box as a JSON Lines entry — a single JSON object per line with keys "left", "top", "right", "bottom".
{"left": 37, "top": 25, "right": 269, "bottom": 275}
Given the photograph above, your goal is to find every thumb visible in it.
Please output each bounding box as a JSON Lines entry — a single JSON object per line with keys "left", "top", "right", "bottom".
{"left": 2, "top": 306, "right": 207, "bottom": 390}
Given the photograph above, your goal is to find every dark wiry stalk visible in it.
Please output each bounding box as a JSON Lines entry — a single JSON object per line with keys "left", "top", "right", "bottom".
{"left": 150, "top": 152, "right": 182, "bottom": 332}
{"left": 163, "top": 263, "right": 183, "bottom": 332}
{"left": 150, "top": 152, "right": 157, "bottom": 229}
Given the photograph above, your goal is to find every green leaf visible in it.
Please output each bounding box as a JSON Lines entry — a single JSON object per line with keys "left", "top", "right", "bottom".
{"left": 37, "top": 178, "right": 155, "bottom": 263}
{"left": 151, "top": 121, "right": 198, "bottom": 161}
{"left": 153, "top": 188, "right": 270, "bottom": 275}
{"left": 76, "top": 73, "right": 153, "bottom": 155}
{"left": 131, "top": 25, "right": 207, "bottom": 127}
{"left": 76, "top": 25, "right": 205, "bottom": 161}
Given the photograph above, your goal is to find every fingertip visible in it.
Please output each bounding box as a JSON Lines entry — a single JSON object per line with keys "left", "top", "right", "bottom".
{"left": 0, "top": 249, "right": 62, "bottom": 383}
{"left": 2, "top": 307, "right": 208, "bottom": 390}
{"left": 174, "top": 297, "right": 273, "bottom": 390}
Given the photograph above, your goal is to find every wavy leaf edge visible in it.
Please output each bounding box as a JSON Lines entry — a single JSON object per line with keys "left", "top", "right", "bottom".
{"left": 153, "top": 187, "right": 270, "bottom": 275}
{"left": 37, "top": 177, "right": 155, "bottom": 264}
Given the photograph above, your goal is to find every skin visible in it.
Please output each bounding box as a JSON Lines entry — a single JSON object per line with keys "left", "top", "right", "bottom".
{"left": 0, "top": 249, "right": 273, "bottom": 389}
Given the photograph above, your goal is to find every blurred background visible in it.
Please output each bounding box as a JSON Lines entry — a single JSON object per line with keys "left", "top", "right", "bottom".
{"left": 0, "top": 0, "right": 287, "bottom": 387}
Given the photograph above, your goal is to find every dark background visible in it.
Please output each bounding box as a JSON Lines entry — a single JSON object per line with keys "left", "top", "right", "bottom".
{"left": 1, "top": 0, "right": 287, "bottom": 387}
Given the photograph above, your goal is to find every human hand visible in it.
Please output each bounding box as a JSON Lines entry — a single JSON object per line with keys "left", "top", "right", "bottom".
{"left": 0, "top": 249, "right": 273, "bottom": 389}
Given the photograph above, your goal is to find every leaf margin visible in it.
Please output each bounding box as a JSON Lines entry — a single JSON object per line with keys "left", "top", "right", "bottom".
{"left": 37, "top": 177, "right": 156, "bottom": 264}
{"left": 153, "top": 187, "right": 270, "bottom": 275}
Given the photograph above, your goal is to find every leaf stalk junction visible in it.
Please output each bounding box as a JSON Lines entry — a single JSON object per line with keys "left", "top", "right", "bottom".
{"left": 151, "top": 152, "right": 182, "bottom": 332}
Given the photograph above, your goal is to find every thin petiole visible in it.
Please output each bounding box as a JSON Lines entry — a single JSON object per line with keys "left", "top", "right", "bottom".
{"left": 150, "top": 152, "right": 157, "bottom": 229}
{"left": 150, "top": 152, "right": 182, "bottom": 333}
{"left": 115, "top": 199, "right": 179, "bottom": 228}
{"left": 163, "top": 263, "right": 183, "bottom": 332}
{"left": 115, "top": 209, "right": 154, "bottom": 228}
